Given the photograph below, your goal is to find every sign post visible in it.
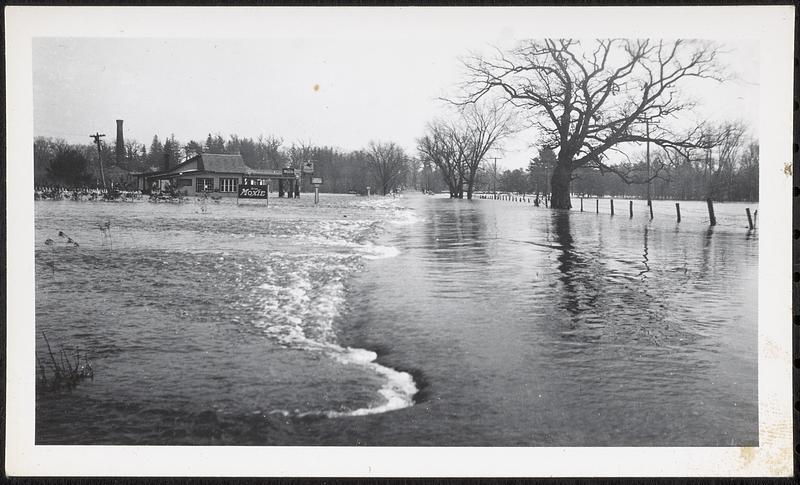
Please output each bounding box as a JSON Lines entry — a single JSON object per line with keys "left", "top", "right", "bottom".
{"left": 311, "top": 177, "right": 323, "bottom": 205}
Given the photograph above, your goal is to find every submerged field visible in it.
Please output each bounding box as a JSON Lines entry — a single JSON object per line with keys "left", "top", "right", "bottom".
{"left": 34, "top": 194, "right": 757, "bottom": 446}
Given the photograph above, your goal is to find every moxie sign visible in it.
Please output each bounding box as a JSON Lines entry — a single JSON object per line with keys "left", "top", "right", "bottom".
{"left": 238, "top": 185, "right": 269, "bottom": 199}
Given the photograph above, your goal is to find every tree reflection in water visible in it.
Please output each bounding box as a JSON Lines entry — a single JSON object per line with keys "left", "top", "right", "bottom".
{"left": 548, "top": 211, "right": 677, "bottom": 347}
{"left": 550, "top": 210, "right": 601, "bottom": 328}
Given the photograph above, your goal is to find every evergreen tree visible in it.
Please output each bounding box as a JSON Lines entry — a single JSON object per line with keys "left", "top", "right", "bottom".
{"left": 147, "top": 135, "right": 164, "bottom": 170}
{"left": 205, "top": 133, "right": 226, "bottom": 153}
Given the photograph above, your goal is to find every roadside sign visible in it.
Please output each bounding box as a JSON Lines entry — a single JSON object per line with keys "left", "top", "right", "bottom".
{"left": 238, "top": 184, "right": 269, "bottom": 199}
{"left": 311, "top": 177, "right": 323, "bottom": 185}
{"left": 302, "top": 161, "right": 315, "bottom": 174}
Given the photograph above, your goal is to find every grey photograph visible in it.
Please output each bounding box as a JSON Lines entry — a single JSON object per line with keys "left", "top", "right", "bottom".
{"left": 18, "top": 7, "right": 775, "bottom": 455}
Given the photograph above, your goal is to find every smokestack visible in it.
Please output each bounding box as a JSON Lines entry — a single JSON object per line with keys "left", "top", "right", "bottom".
{"left": 115, "top": 119, "right": 125, "bottom": 165}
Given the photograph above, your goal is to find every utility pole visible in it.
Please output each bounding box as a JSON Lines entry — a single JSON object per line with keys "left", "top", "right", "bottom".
{"left": 636, "top": 114, "right": 659, "bottom": 208}
{"left": 490, "top": 157, "right": 498, "bottom": 199}
{"left": 90, "top": 132, "right": 107, "bottom": 190}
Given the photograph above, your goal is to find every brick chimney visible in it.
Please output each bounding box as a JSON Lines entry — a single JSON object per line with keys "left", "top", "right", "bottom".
{"left": 115, "top": 119, "right": 125, "bottom": 165}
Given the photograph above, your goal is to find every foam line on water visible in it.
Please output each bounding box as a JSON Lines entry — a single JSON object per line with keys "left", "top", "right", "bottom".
{"left": 361, "top": 242, "right": 400, "bottom": 260}
{"left": 253, "top": 258, "right": 416, "bottom": 418}
{"left": 299, "top": 235, "right": 400, "bottom": 260}
{"left": 388, "top": 209, "right": 423, "bottom": 226}
{"left": 268, "top": 345, "right": 418, "bottom": 419}
{"left": 252, "top": 199, "right": 420, "bottom": 417}
{"left": 324, "top": 346, "right": 418, "bottom": 417}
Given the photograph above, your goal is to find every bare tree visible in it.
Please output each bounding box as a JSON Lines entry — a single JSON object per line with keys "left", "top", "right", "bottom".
{"left": 418, "top": 120, "right": 465, "bottom": 198}
{"left": 365, "top": 141, "right": 409, "bottom": 195}
{"left": 458, "top": 103, "right": 516, "bottom": 199}
{"left": 285, "top": 140, "right": 314, "bottom": 168}
{"left": 458, "top": 39, "right": 724, "bottom": 208}
{"left": 418, "top": 102, "right": 514, "bottom": 199}
{"left": 712, "top": 121, "right": 747, "bottom": 200}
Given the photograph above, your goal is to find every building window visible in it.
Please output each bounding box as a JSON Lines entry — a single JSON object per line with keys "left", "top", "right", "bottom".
{"left": 219, "top": 178, "right": 238, "bottom": 193}
{"left": 178, "top": 178, "right": 193, "bottom": 187}
{"left": 196, "top": 178, "right": 214, "bottom": 192}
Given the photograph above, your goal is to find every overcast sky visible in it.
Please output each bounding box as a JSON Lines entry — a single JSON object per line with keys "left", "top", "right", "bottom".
{"left": 32, "top": 10, "right": 759, "bottom": 170}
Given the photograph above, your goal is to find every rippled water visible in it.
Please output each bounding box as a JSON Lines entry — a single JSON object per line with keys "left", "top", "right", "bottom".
{"left": 34, "top": 194, "right": 757, "bottom": 446}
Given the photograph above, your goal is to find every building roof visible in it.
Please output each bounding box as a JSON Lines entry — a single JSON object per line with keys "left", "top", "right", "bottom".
{"left": 138, "top": 153, "right": 269, "bottom": 180}
{"left": 197, "top": 153, "right": 250, "bottom": 173}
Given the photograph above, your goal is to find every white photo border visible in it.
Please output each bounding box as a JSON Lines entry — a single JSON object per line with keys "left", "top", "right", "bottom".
{"left": 5, "top": 5, "right": 794, "bottom": 477}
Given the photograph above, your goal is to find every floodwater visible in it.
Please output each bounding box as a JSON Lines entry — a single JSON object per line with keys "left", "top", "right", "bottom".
{"left": 34, "top": 194, "right": 758, "bottom": 446}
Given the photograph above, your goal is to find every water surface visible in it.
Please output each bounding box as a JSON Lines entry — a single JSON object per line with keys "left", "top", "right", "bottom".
{"left": 34, "top": 194, "right": 757, "bottom": 446}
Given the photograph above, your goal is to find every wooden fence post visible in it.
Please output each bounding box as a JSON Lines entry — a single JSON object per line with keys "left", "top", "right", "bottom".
{"left": 706, "top": 198, "right": 716, "bottom": 226}
{"left": 648, "top": 200, "right": 654, "bottom": 220}
{"left": 580, "top": 198, "right": 584, "bottom": 212}
{"left": 746, "top": 208, "right": 754, "bottom": 230}
{"left": 629, "top": 200, "right": 633, "bottom": 218}
{"left": 596, "top": 199, "right": 599, "bottom": 213}
{"left": 675, "top": 203, "right": 681, "bottom": 223}
{"left": 610, "top": 199, "right": 615, "bottom": 216}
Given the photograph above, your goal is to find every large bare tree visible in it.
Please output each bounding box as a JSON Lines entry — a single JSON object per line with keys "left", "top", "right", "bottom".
{"left": 459, "top": 39, "right": 723, "bottom": 208}
{"left": 365, "top": 141, "right": 409, "bottom": 195}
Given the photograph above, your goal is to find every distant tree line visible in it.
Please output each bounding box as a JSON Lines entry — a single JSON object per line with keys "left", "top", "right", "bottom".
{"left": 525, "top": 119, "right": 758, "bottom": 201}
{"left": 474, "top": 126, "right": 758, "bottom": 202}
{"left": 33, "top": 133, "right": 419, "bottom": 195}
{"left": 414, "top": 113, "right": 757, "bottom": 203}
{"left": 35, "top": 117, "right": 757, "bottom": 202}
